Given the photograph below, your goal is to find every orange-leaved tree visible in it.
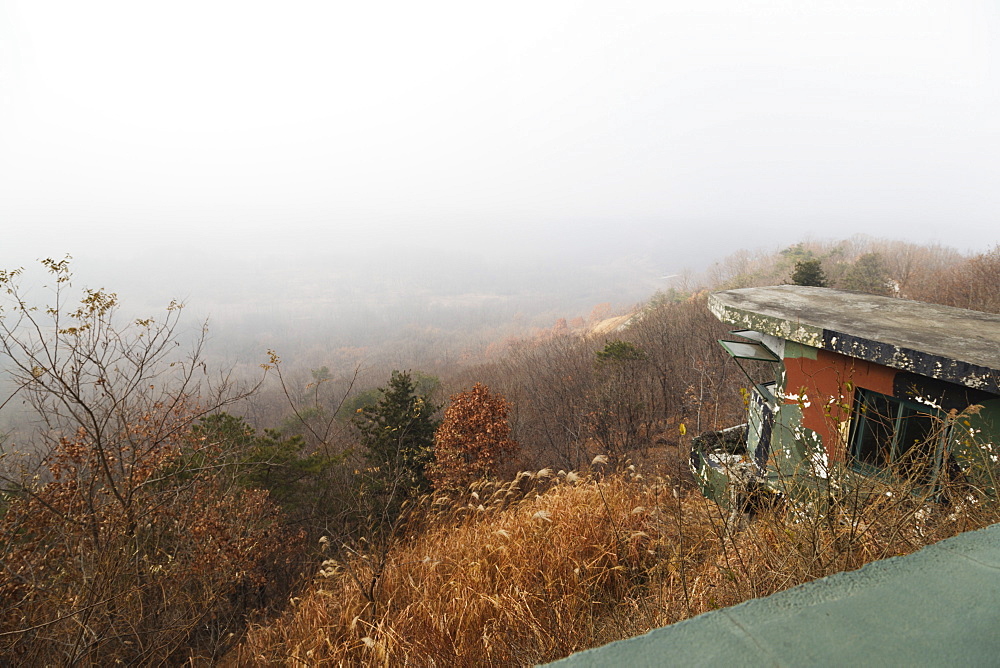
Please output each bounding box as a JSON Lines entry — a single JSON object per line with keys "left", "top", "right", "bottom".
{"left": 428, "top": 383, "right": 518, "bottom": 490}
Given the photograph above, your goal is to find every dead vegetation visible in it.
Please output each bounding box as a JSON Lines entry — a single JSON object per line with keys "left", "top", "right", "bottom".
{"left": 230, "top": 456, "right": 1000, "bottom": 667}
{"left": 4, "top": 239, "right": 1000, "bottom": 665}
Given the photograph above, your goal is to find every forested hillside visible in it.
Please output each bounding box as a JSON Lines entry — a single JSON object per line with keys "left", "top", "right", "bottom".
{"left": 1, "top": 238, "right": 999, "bottom": 665}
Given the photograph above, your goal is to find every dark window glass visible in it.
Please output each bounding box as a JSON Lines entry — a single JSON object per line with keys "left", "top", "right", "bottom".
{"left": 854, "top": 392, "right": 895, "bottom": 469}
{"left": 894, "top": 407, "right": 937, "bottom": 483}
{"left": 850, "top": 389, "right": 943, "bottom": 483}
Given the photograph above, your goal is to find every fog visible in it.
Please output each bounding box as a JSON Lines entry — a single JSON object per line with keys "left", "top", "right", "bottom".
{"left": 2, "top": 1, "right": 999, "bottom": 364}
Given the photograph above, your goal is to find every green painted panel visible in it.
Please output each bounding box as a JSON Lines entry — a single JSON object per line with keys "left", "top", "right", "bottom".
{"left": 783, "top": 340, "right": 818, "bottom": 360}
{"left": 950, "top": 397, "right": 1000, "bottom": 496}
{"left": 770, "top": 404, "right": 808, "bottom": 476}
{"left": 549, "top": 522, "right": 1000, "bottom": 667}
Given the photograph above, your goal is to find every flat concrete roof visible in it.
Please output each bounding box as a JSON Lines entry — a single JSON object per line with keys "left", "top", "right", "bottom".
{"left": 709, "top": 286, "right": 1000, "bottom": 393}
{"left": 549, "top": 522, "right": 1000, "bottom": 667}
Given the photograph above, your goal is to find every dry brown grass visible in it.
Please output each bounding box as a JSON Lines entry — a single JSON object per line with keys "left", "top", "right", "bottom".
{"left": 683, "top": 473, "right": 999, "bottom": 615}
{"left": 231, "top": 469, "right": 698, "bottom": 666}
{"left": 230, "top": 465, "right": 1000, "bottom": 667}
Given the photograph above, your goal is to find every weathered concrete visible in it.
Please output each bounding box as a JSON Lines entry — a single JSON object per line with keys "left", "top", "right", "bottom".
{"left": 548, "top": 522, "right": 1000, "bottom": 667}
{"left": 710, "top": 286, "right": 1000, "bottom": 392}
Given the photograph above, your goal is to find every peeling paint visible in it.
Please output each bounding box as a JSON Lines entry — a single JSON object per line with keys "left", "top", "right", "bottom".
{"left": 809, "top": 449, "right": 830, "bottom": 479}
{"left": 711, "top": 287, "right": 1000, "bottom": 394}
{"left": 914, "top": 396, "right": 944, "bottom": 411}
{"left": 696, "top": 286, "right": 1000, "bottom": 506}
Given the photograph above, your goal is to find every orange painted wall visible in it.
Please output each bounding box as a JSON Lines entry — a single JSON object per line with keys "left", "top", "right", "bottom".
{"left": 783, "top": 348, "right": 897, "bottom": 461}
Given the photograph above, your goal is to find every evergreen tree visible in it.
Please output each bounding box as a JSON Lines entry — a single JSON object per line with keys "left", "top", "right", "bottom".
{"left": 595, "top": 340, "right": 647, "bottom": 363}
{"left": 791, "top": 258, "right": 828, "bottom": 287}
{"left": 840, "top": 252, "right": 891, "bottom": 295}
{"left": 352, "top": 370, "right": 439, "bottom": 498}
{"left": 193, "top": 412, "right": 337, "bottom": 519}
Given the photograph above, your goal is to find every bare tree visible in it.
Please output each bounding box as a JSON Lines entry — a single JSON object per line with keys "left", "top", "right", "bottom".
{"left": 0, "top": 258, "right": 298, "bottom": 664}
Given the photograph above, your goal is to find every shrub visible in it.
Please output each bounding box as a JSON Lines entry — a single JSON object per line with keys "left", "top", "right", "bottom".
{"left": 428, "top": 383, "right": 518, "bottom": 491}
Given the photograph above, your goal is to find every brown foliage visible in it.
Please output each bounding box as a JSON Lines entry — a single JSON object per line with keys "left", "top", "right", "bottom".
{"left": 232, "top": 463, "right": 1000, "bottom": 666}
{"left": 428, "top": 383, "right": 518, "bottom": 490}
{"left": 0, "top": 260, "right": 303, "bottom": 664}
{"left": 447, "top": 293, "right": 741, "bottom": 472}
{"left": 923, "top": 245, "right": 1000, "bottom": 313}
{"left": 0, "top": 404, "right": 303, "bottom": 664}
{"left": 232, "top": 470, "right": 690, "bottom": 666}
{"left": 4, "top": 240, "right": 999, "bottom": 663}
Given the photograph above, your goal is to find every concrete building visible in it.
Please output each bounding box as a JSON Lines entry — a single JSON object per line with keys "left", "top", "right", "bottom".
{"left": 690, "top": 285, "right": 1000, "bottom": 507}
{"left": 549, "top": 288, "right": 1000, "bottom": 666}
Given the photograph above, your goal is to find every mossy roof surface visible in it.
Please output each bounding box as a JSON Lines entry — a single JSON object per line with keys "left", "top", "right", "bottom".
{"left": 710, "top": 286, "right": 1000, "bottom": 391}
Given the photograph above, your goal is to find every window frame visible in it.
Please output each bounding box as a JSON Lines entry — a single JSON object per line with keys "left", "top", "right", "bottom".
{"left": 848, "top": 387, "right": 947, "bottom": 484}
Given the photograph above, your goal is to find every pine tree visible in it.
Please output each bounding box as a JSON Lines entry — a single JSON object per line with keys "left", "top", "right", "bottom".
{"left": 840, "top": 252, "right": 891, "bottom": 295}
{"left": 791, "top": 258, "right": 828, "bottom": 287}
{"left": 352, "top": 370, "right": 439, "bottom": 497}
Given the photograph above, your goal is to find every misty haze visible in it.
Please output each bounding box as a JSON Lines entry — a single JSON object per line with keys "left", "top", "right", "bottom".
{"left": 2, "top": 1, "right": 999, "bottom": 664}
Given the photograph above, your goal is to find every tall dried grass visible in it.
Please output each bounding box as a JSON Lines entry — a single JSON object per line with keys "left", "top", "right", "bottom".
{"left": 231, "top": 462, "right": 1000, "bottom": 667}
{"left": 232, "top": 469, "right": 702, "bottom": 666}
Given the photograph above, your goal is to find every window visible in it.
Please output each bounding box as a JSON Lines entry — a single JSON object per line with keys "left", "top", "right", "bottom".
{"left": 748, "top": 382, "right": 776, "bottom": 470}
{"left": 718, "top": 339, "right": 781, "bottom": 363}
{"left": 849, "top": 389, "right": 944, "bottom": 483}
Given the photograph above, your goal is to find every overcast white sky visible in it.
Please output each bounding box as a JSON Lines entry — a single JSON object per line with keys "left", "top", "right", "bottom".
{"left": 2, "top": 1, "right": 999, "bottom": 273}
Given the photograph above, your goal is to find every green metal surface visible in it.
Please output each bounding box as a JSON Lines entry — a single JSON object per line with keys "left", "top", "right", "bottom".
{"left": 719, "top": 339, "right": 781, "bottom": 362}
{"left": 782, "top": 340, "right": 818, "bottom": 361}
{"left": 548, "top": 522, "right": 1000, "bottom": 667}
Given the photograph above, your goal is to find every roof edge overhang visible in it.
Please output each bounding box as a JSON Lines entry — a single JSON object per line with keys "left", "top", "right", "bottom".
{"left": 823, "top": 330, "right": 1000, "bottom": 394}
{"left": 708, "top": 293, "right": 824, "bottom": 348}
{"left": 708, "top": 291, "right": 1000, "bottom": 395}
